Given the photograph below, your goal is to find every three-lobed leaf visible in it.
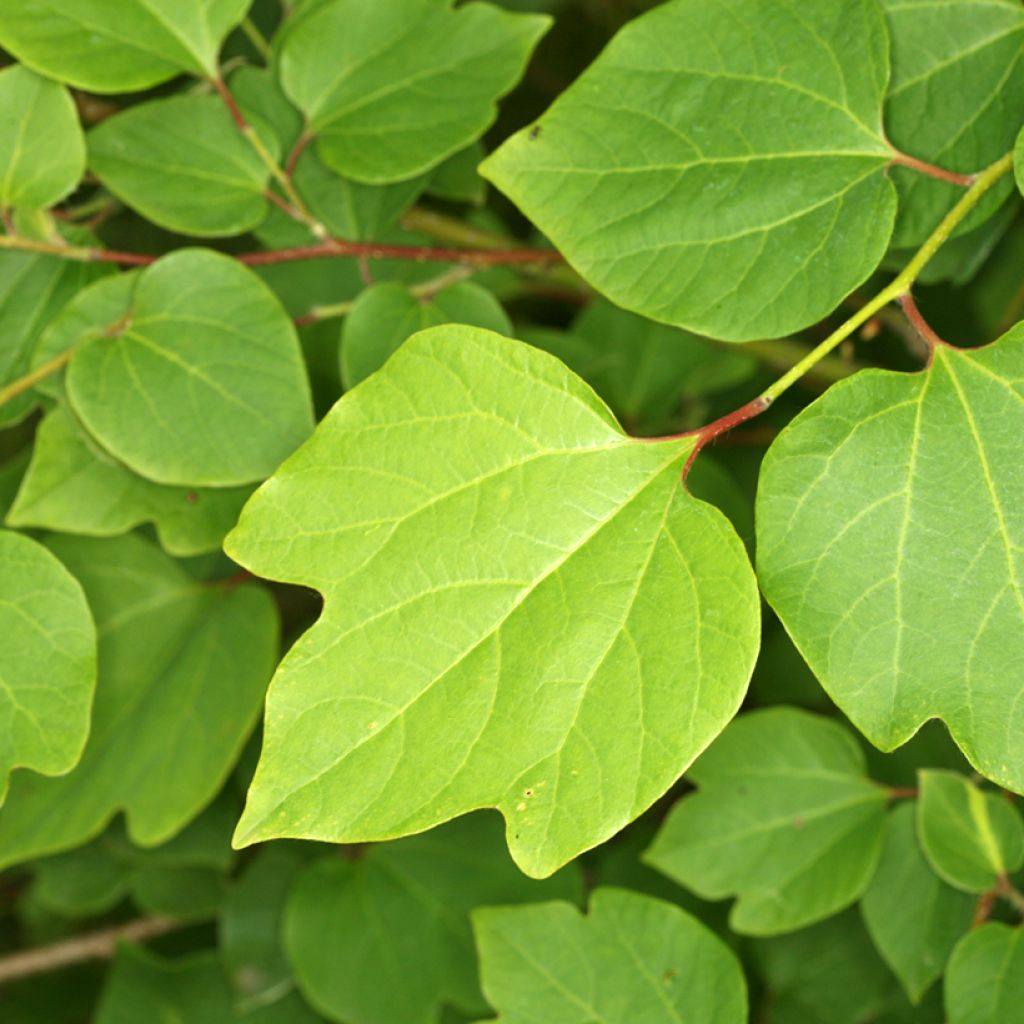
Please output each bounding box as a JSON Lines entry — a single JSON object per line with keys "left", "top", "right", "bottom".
{"left": 482, "top": 0, "right": 897, "bottom": 341}
{"left": 227, "top": 326, "right": 760, "bottom": 877}
{"left": 645, "top": 707, "right": 889, "bottom": 935}
{"left": 0, "top": 529, "right": 95, "bottom": 805}
{"left": 278, "top": 0, "right": 550, "bottom": 183}
{"left": 473, "top": 888, "right": 747, "bottom": 1024}
{"left": 0, "top": 64, "right": 84, "bottom": 211}
{"left": 757, "top": 325, "right": 1024, "bottom": 792}
{"left": 0, "top": 0, "right": 252, "bottom": 93}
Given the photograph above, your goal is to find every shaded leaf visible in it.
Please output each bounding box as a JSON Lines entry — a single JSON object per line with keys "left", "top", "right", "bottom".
{"left": 65, "top": 249, "right": 314, "bottom": 487}
{"left": 0, "top": 533, "right": 277, "bottom": 869}
{"left": 88, "top": 95, "right": 277, "bottom": 238}
{"left": 756, "top": 326, "right": 1024, "bottom": 792}
{"left": 340, "top": 280, "right": 511, "bottom": 387}
{"left": 9, "top": 405, "right": 252, "bottom": 557}
{"left": 226, "top": 326, "right": 759, "bottom": 877}
{"left": 0, "top": 0, "right": 252, "bottom": 93}
{"left": 917, "top": 770, "right": 1024, "bottom": 893}
{"left": 286, "top": 815, "right": 581, "bottom": 1024}
{"left": 96, "top": 947, "right": 323, "bottom": 1024}
{"left": 429, "top": 142, "right": 487, "bottom": 204}
{"left": 473, "top": 887, "right": 747, "bottom": 1024}
{"left": 0, "top": 529, "right": 95, "bottom": 804}
{"left": 945, "top": 923, "right": 1024, "bottom": 1024}
{"left": 279, "top": 0, "right": 550, "bottom": 183}
{"left": 0, "top": 64, "right": 84, "bottom": 210}
{"left": 645, "top": 707, "right": 889, "bottom": 935}
{"left": 482, "top": 0, "right": 896, "bottom": 341}
{"left": 861, "top": 802, "right": 975, "bottom": 1002}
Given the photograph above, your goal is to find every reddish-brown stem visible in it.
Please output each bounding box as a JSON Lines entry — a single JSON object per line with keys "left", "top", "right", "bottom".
{"left": 888, "top": 786, "right": 919, "bottom": 800}
{"left": 665, "top": 395, "right": 774, "bottom": 477}
{"left": 263, "top": 189, "right": 302, "bottom": 219}
{"left": 973, "top": 889, "right": 997, "bottom": 928}
{"left": 210, "top": 75, "right": 247, "bottom": 131}
{"left": 236, "top": 239, "right": 563, "bottom": 267}
{"left": 890, "top": 152, "right": 975, "bottom": 187}
{"left": 286, "top": 132, "right": 313, "bottom": 178}
{"left": 898, "top": 292, "right": 950, "bottom": 353}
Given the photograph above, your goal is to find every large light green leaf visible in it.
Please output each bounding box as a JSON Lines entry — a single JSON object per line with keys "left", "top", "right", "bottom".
{"left": 644, "top": 707, "right": 889, "bottom": 935}
{"left": 945, "top": 924, "right": 1024, "bottom": 1024}
{"left": 756, "top": 326, "right": 1024, "bottom": 792}
{"left": 96, "top": 947, "right": 323, "bottom": 1024}
{"left": 285, "top": 815, "right": 580, "bottom": 1024}
{"left": 0, "top": 533, "right": 277, "bottom": 870}
{"left": 8, "top": 405, "right": 252, "bottom": 557}
{"left": 88, "top": 95, "right": 277, "bottom": 238}
{"left": 0, "top": 65, "right": 84, "bottom": 211}
{"left": 861, "top": 802, "right": 974, "bottom": 1003}
{"left": 481, "top": 0, "right": 896, "bottom": 342}
{"left": 917, "top": 770, "right": 1024, "bottom": 893}
{"left": 226, "top": 326, "right": 760, "bottom": 877}
{"left": 883, "top": 0, "right": 1024, "bottom": 247}
{"left": 0, "top": 249, "right": 112, "bottom": 427}
{"left": 473, "top": 888, "right": 747, "bottom": 1024}
{"left": 0, "top": 0, "right": 252, "bottom": 93}
{"left": 0, "top": 529, "right": 95, "bottom": 805}
{"left": 65, "top": 249, "right": 314, "bottom": 487}
{"left": 278, "top": 0, "right": 550, "bottom": 183}
{"left": 340, "top": 280, "right": 511, "bottom": 388}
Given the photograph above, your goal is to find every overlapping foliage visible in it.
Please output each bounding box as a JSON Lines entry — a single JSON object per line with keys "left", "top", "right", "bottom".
{"left": 0, "top": 0, "right": 1023, "bottom": 1020}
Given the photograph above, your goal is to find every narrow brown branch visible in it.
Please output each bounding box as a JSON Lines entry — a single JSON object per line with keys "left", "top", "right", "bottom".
{"left": 237, "top": 239, "right": 563, "bottom": 268}
{"left": 973, "top": 889, "right": 997, "bottom": 928}
{"left": 890, "top": 152, "right": 975, "bottom": 187}
{"left": 997, "top": 874, "right": 1024, "bottom": 918}
{"left": 887, "top": 786, "right": 918, "bottom": 800}
{"left": 0, "top": 917, "right": 183, "bottom": 985}
{"left": 285, "top": 132, "right": 313, "bottom": 179}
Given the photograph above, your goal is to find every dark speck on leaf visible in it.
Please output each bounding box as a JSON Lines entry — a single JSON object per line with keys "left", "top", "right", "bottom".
{"left": 185, "top": 492, "right": 199, "bottom": 504}
{"left": 529, "top": 124, "right": 541, "bottom": 140}
{"left": 792, "top": 816, "right": 805, "bottom": 830}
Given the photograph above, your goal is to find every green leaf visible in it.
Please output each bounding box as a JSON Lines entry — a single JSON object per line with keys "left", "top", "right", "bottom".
{"left": 644, "top": 707, "right": 889, "bottom": 935}
{"left": 751, "top": 909, "right": 934, "bottom": 1024}
{"left": 481, "top": 0, "right": 896, "bottom": 342}
{"left": 524, "top": 300, "right": 757, "bottom": 434}
{"left": 861, "top": 802, "right": 975, "bottom": 1002}
{"left": 285, "top": 815, "right": 581, "bottom": 1024}
{"left": 221, "top": 843, "right": 317, "bottom": 1012}
{"left": 226, "top": 326, "right": 759, "bottom": 877}
{"left": 882, "top": 0, "right": 1024, "bottom": 247}
{"left": 0, "top": 249, "right": 112, "bottom": 427}
{"left": 65, "top": 249, "right": 314, "bottom": 487}
{"left": 8, "top": 405, "right": 252, "bottom": 557}
{"left": 88, "top": 95, "right": 277, "bottom": 238}
{"left": 33, "top": 792, "right": 237, "bottom": 920}
{"left": 340, "top": 280, "right": 511, "bottom": 387}
{"left": 0, "top": 64, "right": 85, "bottom": 211}
{"left": 0, "top": 529, "right": 95, "bottom": 805}
{"left": 428, "top": 142, "right": 487, "bottom": 205}
{"left": 473, "top": 887, "right": 747, "bottom": 1024}
{"left": 0, "top": 0, "right": 253, "bottom": 93}
{"left": 945, "top": 924, "right": 1024, "bottom": 1024}
{"left": 756, "top": 326, "right": 1024, "bottom": 792}
{"left": 0, "top": 533, "right": 277, "bottom": 869}
{"left": 1016, "top": 125, "right": 1024, "bottom": 197}
{"left": 96, "top": 947, "right": 323, "bottom": 1024}
{"left": 917, "top": 770, "right": 1024, "bottom": 893}
{"left": 278, "top": 0, "right": 550, "bottom": 183}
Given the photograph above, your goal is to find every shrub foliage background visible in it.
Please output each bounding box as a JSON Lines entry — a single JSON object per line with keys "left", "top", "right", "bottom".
{"left": 0, "top": 0, "right": 1023, "bottom": 1021}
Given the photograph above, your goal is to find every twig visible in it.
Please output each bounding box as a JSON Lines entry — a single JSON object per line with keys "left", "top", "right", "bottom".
{"left": 0, "top": 917, "right": 184, "bottom": 985}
